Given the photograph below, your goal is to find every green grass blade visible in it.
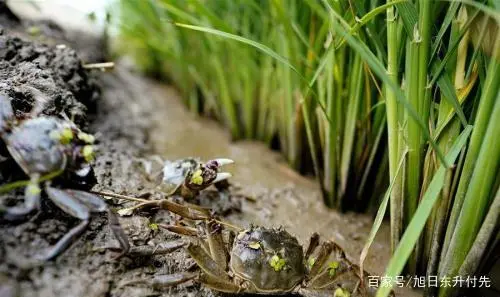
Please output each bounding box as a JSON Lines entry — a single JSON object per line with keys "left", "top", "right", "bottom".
{"left": 376, "top": 125, "right": 473, "bottom": 297}
{"left": 326, "top": 8, "right": 450, "bottom": 168}
{"left": 339, "top": 54, "right": 363, "bottom": 198}
{"left": 212, "top": 58, "right": 241, "bottom": 138}
{"left": 394, "top": 1, "right": 418, "bottom": 36}
{"left": 172, "top": 22, "right": 301, "bottom": 73}
{"left": 458, "top": 184, "right": 500, "bottom": 277}
{"left": 440, "top": 40, "right": 500, "bottom": 277}
{"left": 357, "top": 115, "right": 387, "bottom": 198}
{"left": 434, "top": 59, "right": 469, "bottom": 127}
{"left": 430, "top": 1, "right": 460, "bottom": 62}
{"left": 323, "top": 48, "right": 337, "bottom": 207}
{"left": 360, "top": 147, "right": 408, "bottom": 273}
{"left": 158, "top": 2, "right": 200, "bottom": 24}
{"left": 336, "top": 0, "right": 408, "bottom": 49}
{"left": 185, "top": 0, "right": 234, "bottom": 33}
{"left": 439, "top": 93, "right": 500, "bottom": 297}
{"left": 443, "top": 0, "right": 500, "bottom": 23}
{"left": 170, "top": 21, "right": 330, "bottom": 123}
{"left": 429, "top": 9, "right": 479, "bottom": 86}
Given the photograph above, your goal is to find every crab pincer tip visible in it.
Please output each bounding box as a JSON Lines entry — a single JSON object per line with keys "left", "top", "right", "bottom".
{"left": 214, "top": 158, "right": 234, "bottom": 166}
{"left": 213, "top": 172, "right": 232, "bottom": 183}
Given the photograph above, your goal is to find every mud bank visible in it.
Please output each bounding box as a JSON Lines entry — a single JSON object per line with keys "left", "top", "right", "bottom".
{"left": 0, "top": 12, "right": 421, "bottom": 297}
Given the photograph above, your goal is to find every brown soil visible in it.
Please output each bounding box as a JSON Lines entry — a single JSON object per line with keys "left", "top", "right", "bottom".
{"left": 0, "top": 10, "right": 423, "bottom": 297}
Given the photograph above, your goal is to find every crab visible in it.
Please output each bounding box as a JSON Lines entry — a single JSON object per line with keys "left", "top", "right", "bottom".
{"left": 144, "top": 157, "right": 234, "bottom": 199}
{"left": 102, "top": 194, "right": 393, "bottom": 297}
{"left": 0, "top": 93, "right": 129, "bottom": 260}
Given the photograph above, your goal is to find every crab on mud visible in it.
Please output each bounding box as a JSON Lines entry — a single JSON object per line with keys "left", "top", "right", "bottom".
{"left": 0, "top": 93, "right": 129, "bottom": 260}
{"left": 144, "top": 157, "right": 234, "bottom": 199}
{"left": 108, "top": 195, "right": 393, "bottom": 297}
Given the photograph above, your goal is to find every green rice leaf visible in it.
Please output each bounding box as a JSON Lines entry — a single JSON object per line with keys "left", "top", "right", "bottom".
{"left": 395, "top": 1, "right": 418, "bottom": 36}
{"left": 430, "top": 1, "right": 460, "bottom": 62}
{"left": 360, "top": 147, "right": 408, "bottom": 273}
{"left": 376, "top": 125, "right": 473, "bottom": 297}
{"left": 442, "top": 0, "right": 500, "bottom": 23}
{"left": 434, "top": 60, "right": 469, "bottom": 127}
{"left": 325, "top": 4, "right": 450, "bottom": 168}
{"left": 170, "top": 21, "right": 330, "bottom": 122}
{"left": 336, "top": 0, "right": 408, "bottom": 48}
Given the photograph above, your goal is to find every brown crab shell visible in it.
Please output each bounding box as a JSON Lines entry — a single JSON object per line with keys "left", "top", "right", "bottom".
{"left": 229, "top": 226, "right": 305, "bottom": 293}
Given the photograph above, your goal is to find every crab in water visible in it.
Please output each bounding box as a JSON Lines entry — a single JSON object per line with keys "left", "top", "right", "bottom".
{"left": 0, "top": 93, "right": 129, "bottom": 260}
{"left": 144, "top": 157, "right": 234, "bottom": 199}
{"left": 107, "top": 195, "right": 393, "bottom": 297}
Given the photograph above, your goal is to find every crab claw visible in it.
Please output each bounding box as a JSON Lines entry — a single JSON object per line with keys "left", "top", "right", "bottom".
{"left": 184, "top": 158, "right": 234, "bottom": 193}
{"left": 204, "top": 158, "right": 234, "bottom": 171}
{"left": 212, "top": 158, "right": 234, "bottom": 167}
{"left": 204, "top": 158, "right": 233, "bottom": 185}
{"left": 213, "top": 172, "right": 232, "bottom": 184}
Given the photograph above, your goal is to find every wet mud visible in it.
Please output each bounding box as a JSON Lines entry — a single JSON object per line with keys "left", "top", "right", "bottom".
{"left": 0, "top": 31, "right": 98, "bottom": 128}
{"left": 0, "top": 11, "right": 421, "bottom": 297}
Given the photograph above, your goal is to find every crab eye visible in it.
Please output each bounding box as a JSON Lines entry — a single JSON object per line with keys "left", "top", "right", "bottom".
{"left": 82, "top": 145, "right": 95, "bottom": 162}
{"left": 77, "top": 132, "right": 95, "bottom": 144}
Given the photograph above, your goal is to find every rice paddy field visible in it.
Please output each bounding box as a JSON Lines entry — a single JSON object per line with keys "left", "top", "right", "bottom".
{"left": 0, "top": 0, "right": 498, "bottom": 297}
{"left": 115, "top": 1, "right": 499, "bottom": 296}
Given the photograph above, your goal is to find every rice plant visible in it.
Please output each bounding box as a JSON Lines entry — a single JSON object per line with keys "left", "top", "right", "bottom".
{"left": 115, "top": 0, "right": 387, "bottom": 211}
{"left": 115, "top": 0, "right": 499, "bottom": 296}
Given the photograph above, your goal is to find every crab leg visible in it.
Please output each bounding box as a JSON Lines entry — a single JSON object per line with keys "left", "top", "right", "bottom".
{"left": 305, "top": 232, "right": 320, "bottom": 260}
{"left": 310, "top": 266, "right": 356, "bottom": 289}
{"left": 149, "top": 272, "right": 198, "bottom": 288}
{"left": 68, "top": 189, "right": 130, "bottom": 256}
{"left": 198, "top": 273, "right": 242, "bottom": 293}
{"left": 308, "top": 240, "right": 336, "bottom": 279}
{"left": 205, "top": 220, "right": 229, "bottom": 270}
{"left": 94, "top": 191, "right": 211, "bottom": 220}
{"left": 157, "top": 199, "right": 210, "bottom": 220}
{"left": 128, "top": 240, "right": 186, "bottom": 256}
{"left": 186, "top": 242, "right": 231, "bottom": 280}
{"left": 159, "top": 223, "right": 212, "bottom": 256}
{"left": 129, "top": 271, "right": 242, "bottom": 293}
{"left": 43, "top": 220, "right": 89, "bottom": 261}
{"left": 158, "top": 223, "right": 198, "bottom": 236}
{"left": 1, "top": 175, "right": 41, "bottom": 221}
{"left": 311, "top": 269, "right": 376, "bottom": 297}
{"left": 120, "top": 272, "right": 197, "bottom": 289}
{"left": 227, "top": 230, "right": 236, "bottom": 254}
{"left": 42, "top": 187, "right": 91, "bottom": 260}
{"left": 43, "top": 187, "right": 130, "bottom": 260}
{"left": 107, "top": 209, "right": 130, "bottom": 257}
